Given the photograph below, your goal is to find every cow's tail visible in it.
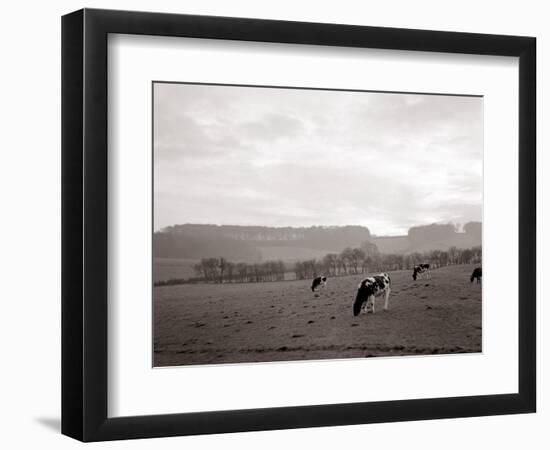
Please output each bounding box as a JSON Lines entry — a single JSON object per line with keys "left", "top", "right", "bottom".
{"left": 470, "top": 272, "right": 474, "bottom": 283}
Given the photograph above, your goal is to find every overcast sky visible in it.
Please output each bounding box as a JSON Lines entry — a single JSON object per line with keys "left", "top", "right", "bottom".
{"left": 153, "top": 83, "right": 482, "bottom": 236}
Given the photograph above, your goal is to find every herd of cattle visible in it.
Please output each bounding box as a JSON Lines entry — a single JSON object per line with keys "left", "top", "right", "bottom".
{"left": 310, "top": 264, "right": 482, "bottom": 317}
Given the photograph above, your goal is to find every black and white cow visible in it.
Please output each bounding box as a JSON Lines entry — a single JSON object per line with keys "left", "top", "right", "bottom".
{"left": 353, "top": 273, "right": 391, "bottom": 316}
{"left": 311, "top": 275, "right": 327, "bottom": 292}
{"left": 412, "top": 263, "right": 431, "bottom": 281}
{"left": 470, "top": 267, "right": 482, "bottom": 283}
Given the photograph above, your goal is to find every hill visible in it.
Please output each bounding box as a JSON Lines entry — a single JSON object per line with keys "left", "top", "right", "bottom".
{"left": 154, "top": 224, "right": 372, "bottom": 262}
{"left": 153, "top": 222, "right": 481, "bottom": 263}
{"left": 373, "top": 222, "right": 481, "bottom": 254}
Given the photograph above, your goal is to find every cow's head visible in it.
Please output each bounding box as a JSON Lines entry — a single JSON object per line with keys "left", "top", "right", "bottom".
{"left": 353, "top": 282, "right": 369, "bottom": 316}
{"left": 412, "top": 267, "right": 418, "bottom": 280}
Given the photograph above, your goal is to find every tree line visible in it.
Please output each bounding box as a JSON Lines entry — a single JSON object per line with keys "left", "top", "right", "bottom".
{"left": 154, "top": 242, "right": 481, "bottom": 287}
{"left": 192, "top": 257, "right": 286, "bottom": 284}
{"left": 292, "top": 244, "right": 482, "bottom": 280}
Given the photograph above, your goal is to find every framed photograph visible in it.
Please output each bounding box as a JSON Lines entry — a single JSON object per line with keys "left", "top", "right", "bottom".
{"left": 62, "top": 8, "right": 536, "bottom": 441}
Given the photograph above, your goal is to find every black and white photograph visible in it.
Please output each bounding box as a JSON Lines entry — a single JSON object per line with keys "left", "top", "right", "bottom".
{"left": 153, "top": 82, "right": 483, "bottom": 367}
{"left": 0, "top": 0, "right": 542, "bottom": 447}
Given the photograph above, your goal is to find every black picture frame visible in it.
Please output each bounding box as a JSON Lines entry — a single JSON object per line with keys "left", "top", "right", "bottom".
{"left": 62, "top": 8, "right": 536, "bottom": 442}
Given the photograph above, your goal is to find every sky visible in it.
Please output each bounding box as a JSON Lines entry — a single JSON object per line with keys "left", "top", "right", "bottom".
{"left": 153, "top": 82, "right": 483, "bottom": 236}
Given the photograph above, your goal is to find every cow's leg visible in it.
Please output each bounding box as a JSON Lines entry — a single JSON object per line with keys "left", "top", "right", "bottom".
{"left": 384, "top": 288, "right": 391, "bottom": 311}
{"left": 360, "top": 299, "right": 367, "bottom": 314}
{"left": 370, "top": 295, "right": 375, "bottom": 314}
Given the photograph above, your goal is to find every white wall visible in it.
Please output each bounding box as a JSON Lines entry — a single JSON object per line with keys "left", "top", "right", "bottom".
{"left": 0, "top": 0, "right": 546, "bottom": 448}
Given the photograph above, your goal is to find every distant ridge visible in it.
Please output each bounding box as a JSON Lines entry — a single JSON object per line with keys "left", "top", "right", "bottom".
{"left": 158, "top": 224, "right": 371, "bottom": 241}
{"left": 154, "top": 222, "right": 481, "bottom": 262}
{"left": 154, "top": 224, "right": 371, "bottom": 261}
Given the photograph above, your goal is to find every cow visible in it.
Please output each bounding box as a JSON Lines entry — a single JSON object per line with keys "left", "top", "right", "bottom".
{"left": 412, "top": 263, "right": 431, "bottom": 281}
{"left": 311, "top": 275, "right": 327, "bottom": 292}
{"left": 470, "top": 267, "right": 482, "bottom": 283}
{"left": 353, "top": 273, "right": 391, "bottom": 316}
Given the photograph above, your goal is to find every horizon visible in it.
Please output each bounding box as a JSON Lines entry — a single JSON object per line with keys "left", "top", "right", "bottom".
{"left": 155, "top": 220, "right": 481, "bottom": 237}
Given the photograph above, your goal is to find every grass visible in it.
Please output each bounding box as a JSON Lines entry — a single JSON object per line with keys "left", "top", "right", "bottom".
{"left": 153, "top": 264, "right": 481, "bottom": 367}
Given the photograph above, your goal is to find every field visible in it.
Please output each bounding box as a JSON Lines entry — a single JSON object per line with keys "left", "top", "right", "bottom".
{"left": 154, "top": 258, "right": 197, "bottom": 282}
{"left": 153, "top": 264, "right": 481, "bottom": 367}
{"left": 153, "top": 247, "right": 331, "bottom": 283}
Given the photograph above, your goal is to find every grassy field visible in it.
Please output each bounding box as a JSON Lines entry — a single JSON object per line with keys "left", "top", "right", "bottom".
{"left": 153, "top": 258, "right": 198, "bottom": 282}
{"left": 154, "top": 247, "right": 330, "bottom": 283}
{"left": 153, "top": 264, "right": 481, "bottom": 367}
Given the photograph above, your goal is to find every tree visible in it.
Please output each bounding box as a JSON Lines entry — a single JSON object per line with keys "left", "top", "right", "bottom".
{"left": 471, "top": 245, "right": 482, "bottom": 263}
{"left": 234, "top": 262, "right": 245, "bottom": 282}
{"left": 361, "top": 242, "right": 380, "bottom": 273}
{"left": 276, "top": 260, "right": 285, "bottom": 281}
{"left": 429, "top": 249, "right": 442, "bottom": 269}
{"left": 351, "top": 248, "right": 366, "bottom": 274}
{"left": 218, "top": 257, "right": 227, "bottom": 283}
{"left": 199, "top": 258, "right": 219, "bottom": 282}
{"left": 439, "top": 251, "right": 449, "bottom": 266}
{"left": 448, "top": 246, "right": 459, "bottom": 265}
{"left": 225, "top": 261, "right": 235, "bottom": 283}
{"left": 253, "top": 263, "right": 261, "bottom": 282}
{"left": 340, "top": 247, "right": 354, "bottom": 275}
{"left": 193, "top": 263, "right": 204, "bottom": 279}
{"left": 361, "top": 241, "right": 380, "bottom": 258}
{"left": 323, "top": 253, "right": 338, "bottom": 276}
{"left": 187, "top": 240, "right": 482, "bottom": 286}
{"left": 460, "top": 248, "right": 473, "bottom": 264}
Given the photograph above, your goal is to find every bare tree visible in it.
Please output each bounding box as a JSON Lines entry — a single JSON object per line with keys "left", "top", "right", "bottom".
{"left": 218, "top": 257, "right": 227, "bottom": 283}
{"left": 193, "top": 263, "right": 204, "bottom": 279}
{"left": 187, "top": 242, "right": 481, "bottom": 286}
{"left": 322, "top": 253, "right": 338, "bottom": 276}
{"left": 225, "top": 261, "right": 235, "bottom": 283}
{"left": 471, "top": 245, "right": 482, "bottom": 264}
{"left": 236, "top": 262, "right": 247, "bottom": 282}
{"left": 448, "top": 246, "right": 459, "bottom": 265}
{"left": 340, "top": 247, "right": 354, "bottom": 275}
{"left": 351, "top": 248, "right": 366, "bottom": 274}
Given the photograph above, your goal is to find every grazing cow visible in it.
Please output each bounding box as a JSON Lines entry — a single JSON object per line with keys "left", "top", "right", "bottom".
{"left": 412, "top": 263, "right": 431, "bottom": 281}
{"left": 353, "top": 273, "right": 391, "bottom": 316}
{"left": 470, "top": 267, "right": 482, "bottom": 283}
{"left": 311, "top": 275, "right": 327, "bottom": 292}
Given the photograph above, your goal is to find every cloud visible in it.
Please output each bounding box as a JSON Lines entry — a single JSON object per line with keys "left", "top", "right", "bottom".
{"left": 239, "top": 113, "right": 305, "bottom": 142}
{"left": 153, "top": 83, "right": 483, "bottom": 234}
